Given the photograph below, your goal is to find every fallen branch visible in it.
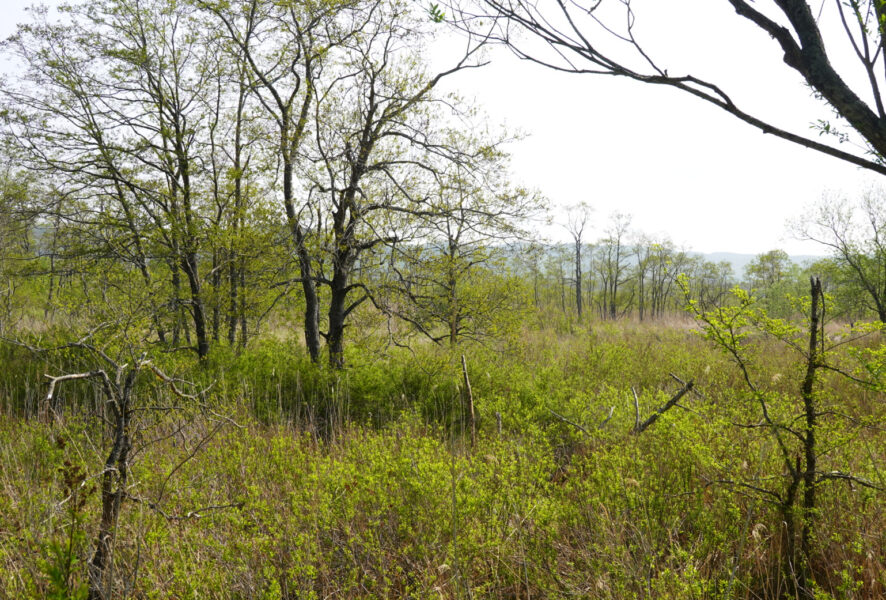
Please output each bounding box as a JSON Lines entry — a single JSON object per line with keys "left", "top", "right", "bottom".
{"left": 125, "top": 494, "right": 243, "bottom": 521}
{"left": 548, "top": 408, "right": 591, "bottom": 437}
{"left": 461, "top": 355, "right": 476, "bottom": 448}
{"left": 631, "top": 386, "right": 640, "bottom": 432}
{"left": 670, "top": 372, "right": 706, "bottom": 400}
{"left": 633, "top": 379, "right": 694, "bottom": 434}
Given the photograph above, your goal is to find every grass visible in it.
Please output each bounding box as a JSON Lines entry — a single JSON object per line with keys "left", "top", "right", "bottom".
{"left": 0, "top": 321, "right": 884, "bottom": 598}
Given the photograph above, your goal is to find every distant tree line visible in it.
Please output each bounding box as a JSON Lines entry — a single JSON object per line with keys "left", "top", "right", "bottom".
{"left": 3, "top": 0, "right": 886, "bottom": 365}
{"left": 512, "top": 205, "right": 886, "bottom": 326}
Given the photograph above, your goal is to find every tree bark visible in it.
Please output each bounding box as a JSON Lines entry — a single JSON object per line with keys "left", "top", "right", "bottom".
{"left": 282, "top": 108, "right": 322, "bottom": 363}
{"left": 798, "top": 276, "right": 823, "bottom": 600}
{"left": 181, "top": 250, "right": 210, "bottom": 360}
{"left": 87, "top": 370, "right": 135, "bottom": 600}
{"left": 327, "top": 267, "right": 349, "bottom": 369}
{"left": 574, "top": 240, "right": 583, "bottom": 319}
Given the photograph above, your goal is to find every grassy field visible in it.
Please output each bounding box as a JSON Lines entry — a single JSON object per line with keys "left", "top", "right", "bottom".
{"left": 0, "top": 321, "right": 884, "bottom": 599}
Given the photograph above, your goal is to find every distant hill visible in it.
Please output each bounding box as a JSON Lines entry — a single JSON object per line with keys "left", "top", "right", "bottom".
{"left": 700, "top": 252, "right": 825, "bottom": 276}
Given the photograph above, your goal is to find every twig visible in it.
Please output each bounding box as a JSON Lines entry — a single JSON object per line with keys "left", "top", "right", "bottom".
{"left": 548, "top": 408, "right": 591, "bottom": 437}
{"left": 817, "top": 471, "right": 885, "bottom": 491}
{"left": 148, "top": 364, "right": 211, "bottom": 401}
{"left": 669, "top": 372, "right": 705, "bottom": 399}
{"left": 701, "top": 476, "right": 783, "bottom": 504}
{"left": 155, "top": 418, "right": 227, "bottom": 505}
{"left": 125, "top": 494, "right": 243, "bottom": 521}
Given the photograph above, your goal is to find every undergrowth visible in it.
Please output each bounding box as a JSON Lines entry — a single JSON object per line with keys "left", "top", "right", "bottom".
{"left": 0, "top": 323, "right": 883, "bottom": 598}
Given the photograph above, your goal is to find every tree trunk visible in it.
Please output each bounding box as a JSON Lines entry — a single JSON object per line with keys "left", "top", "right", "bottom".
{"left": 87, "top": 373, "right": 134, "bottom": 600}
{"left": 211, "top": 248, "right": 221, "bottom": 343}
{"left": 239, "top": 257, "right": 248, "bottom": 349}
{"left": 798, "top": 276, "right": 823, "bottom": 600}
{"left": 574, "top": 241, "right": 582, "bottom": 319}
{"left": 282, "top": 141, "right": 321, "bottom": 362}
{"left": 170, "top": 258, "right": 182, "bottom": 345}
{"left": 227, "top": 249, "right": 238, "bottom": 346}
{"left": 327, "top": 268, "right": 349, "bottom": 369}
{"left": 449, "top": 246, "right": 459, "bottom": 346}
{"left": 781, "top": 466, "right": 802, "bottom": 600}
{"left": 229, "top": 83, "right": 247, "bottom": 349}
{"left": 560, "top": 266, "right": 567, "bottom": 315}
{"left": 181, "top": 251, "right": 210, "bottom": 360}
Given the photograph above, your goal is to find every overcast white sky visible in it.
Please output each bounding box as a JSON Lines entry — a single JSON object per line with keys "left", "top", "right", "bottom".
{"left": 2, "top": 0, "right": 878, "bottom": 255}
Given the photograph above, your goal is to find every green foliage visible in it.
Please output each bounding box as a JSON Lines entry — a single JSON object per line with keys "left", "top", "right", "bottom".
{"left": 37, "top": 436, "right": 93, "bottom": 600}
{"left": 741, "top": 249, "right": 807, "bottom": 318}
{"left": 1, "top": 0, "right": 885, "bottom": 595}
{"left": 427, "top": 2, "right": 445, "bottom": 22}
{"left": 0, "top": 318, "right": 884, "bottom": 598}
{"left": 680, "top": 274, "right": 886, "bottom": 597}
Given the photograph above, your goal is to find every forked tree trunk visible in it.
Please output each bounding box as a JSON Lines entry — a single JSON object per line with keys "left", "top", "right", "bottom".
{"left": 87, "top": 369, "right": 136, "bottom": 600}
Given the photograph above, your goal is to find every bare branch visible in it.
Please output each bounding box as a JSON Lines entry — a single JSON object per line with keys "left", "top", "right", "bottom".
{"left": 633, "top": 379, "right": 694, "bottom": 434}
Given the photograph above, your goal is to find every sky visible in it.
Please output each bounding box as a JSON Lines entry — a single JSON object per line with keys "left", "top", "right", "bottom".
{"left": 1, "top": 0, "right": 879, "bottom": 256}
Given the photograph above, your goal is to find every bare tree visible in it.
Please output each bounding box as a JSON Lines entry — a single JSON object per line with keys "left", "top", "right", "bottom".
{"left": 595, "top": 212, "right": 632, "bottom": 319}
{"left": 794, "top": 186, "right": 886, "bottom": 322}
{"left": 6, "top": 326, "right": 220, "bottom": 599}
{"left": 564, "top": 202, "right": 591, "bottom": 320}
{"left": 458, "top": 0, "right": 886, "bottom": 175}
{"left": 197, "top": 0, "right": 362, "bottom": 362}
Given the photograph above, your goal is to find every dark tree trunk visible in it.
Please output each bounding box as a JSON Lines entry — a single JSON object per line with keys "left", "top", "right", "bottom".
{"left": 797, "top": 276, "right": 823, "bottom": 600}
{"left": 229, "top": 83, "right": 247, "bottom": 349}
{"left": 177, "top": 129, "right": 210, "bottom": 360}
{"left": 239, "top": 260, "right": 248, "bottom": 349}
{"left": 781, "top": 465, "right": 802, "bottom": 600}
{"left": 170, "top": 258, "right": 182, "bottom": 345}
{"left": 181, "top": 251, "right": 210, "bottom": 360}
{"left": 449, "top": 267, "right": 459, "bottom": 346}
{"left": 327, "top": 267, "right": 349, "bottom": 368}
{"left": 87, "top": 370, "right": 136, "bottom": 600}
{"left": 227, "top": 248, "right": 238, "bottom": 347}
{"left": 448, "top": 241, "right": 459, "bottom": 346}
{"left": 298, "top": 248, "right": 321, "bottom": 363}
